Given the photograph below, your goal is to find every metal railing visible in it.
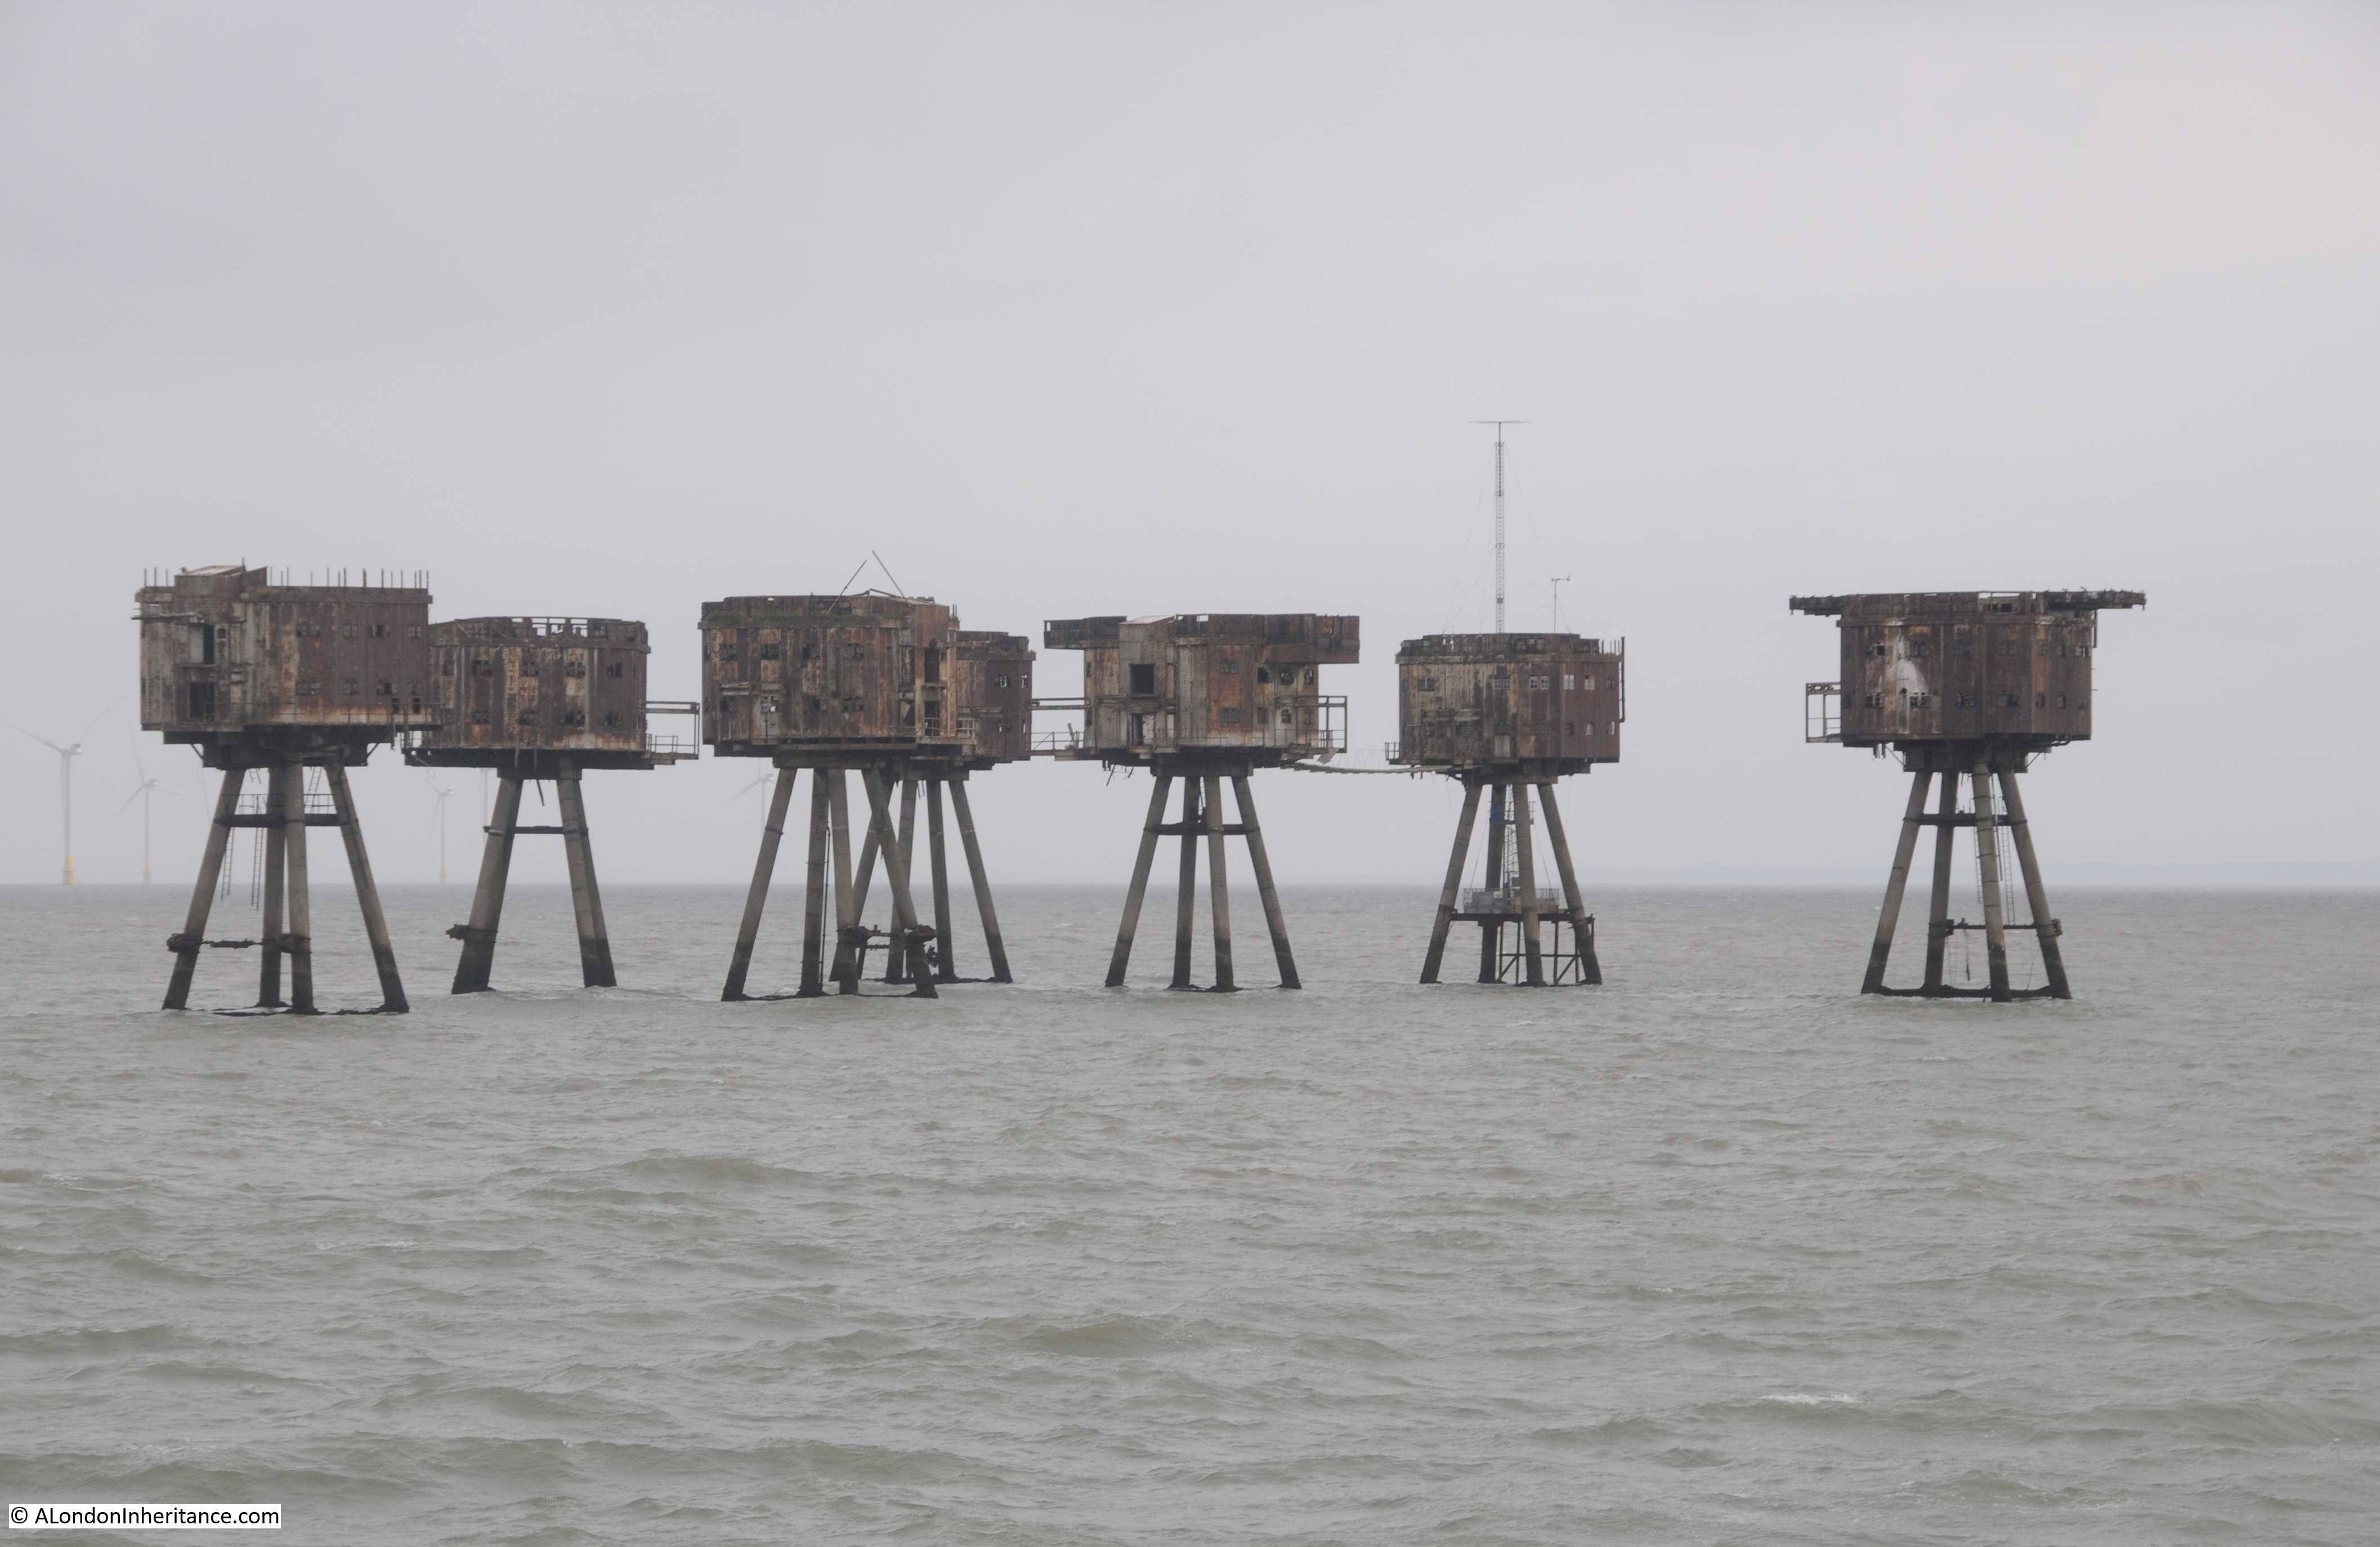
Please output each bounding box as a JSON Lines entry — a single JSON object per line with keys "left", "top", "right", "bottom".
{"left": 1806, "top": 681, "right": 1842, "bottom": 743}
{"left": 1462, "top": 887, "right": 1568, "bottom": 915}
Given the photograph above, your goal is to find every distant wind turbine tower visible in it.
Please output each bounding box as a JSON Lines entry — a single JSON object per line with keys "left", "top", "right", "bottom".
{"left": 115, "top": 743, "right": 183, "bottom": 883}
{"left": 1471, "top": 421, "right": 1528, "bottom": 633}
{"left": 12, "top": 710, "right": 110, "bottom": 884}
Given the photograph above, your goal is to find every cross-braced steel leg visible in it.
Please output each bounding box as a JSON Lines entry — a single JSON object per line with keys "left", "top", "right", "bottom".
{"left": 1203, "top": 774, "right": 1235, "bottom": 991}
{"left": 723, "top": 766, "right": 796, "bottom": 1001}
{"left": 283, "top": 767, "right": 316, "bottom": 1014}
{"left": 1535, "top": 780, "right": 1600, "bottom": 985}
{"left": 451, "top": 775, "right": 522, "bottom": 994}
{"left": 326, "top": 763, "right": 408, "bottom": 1011}
{"left": 861, "top": 768, "right": 936, "bottom": 997}
{"left": 257, "top": 764, "right": 290, "bottom": 1007}
{"left": 798, "top": 770, "right": 831, "bottom": 998}
{"left": 927, "top": 776, "right": 958, "bottom": 983}
{"left": 1996, "top": 768, "right": 2070, "bottom": 999}
{"left": 1171, "top": 776, "right": 1201, "bottom": 990}
{"left": 1972, "top": 765, "right": 2012, "bottom": 1003}
{"left": 828, "top": 769, "right": 862, "bottom": 994}
{"left": 1863, "top": 769, "right": 1934, "bottom": 995}
{"left": 1106, "top": 774, "right": 1172, "bottom": 987}
{"left": 1421, "top": 777, "right": 1483, "bottom": 985}
{"left": 1513, "top": 781, "right": 1546, "bottom": 986}
{"left": 1231, "top": 774, "right": 1299, "bottom": 989}
{"left": 1921, "top": 770, "right": 1958, "bottom": 994}
{"left": 163, "top": 767, "right": 243, "bottom": 1010}
{"left": 949, "top": 777, "right": 1011, "bottom": 983}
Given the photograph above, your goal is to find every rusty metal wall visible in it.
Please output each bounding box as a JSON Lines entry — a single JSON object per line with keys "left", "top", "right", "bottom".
{"left": 952, "top": 630, "right": 1034, "bottom": 766}
{"left": 1392, "top": 633, "right": 1623, "bottom": 771}
{"left": 418, "top": 618, "right": 650, "bottom": 755}
{"left": 700, "top": 593, "right": 964, "bottom": 758}
{"left": 136, "top": 565, "right": 431, "bottom": 741}
{"left": 1043, "top": 614, "right": 1359, "bottom": 760}
{"left": 1792, "top": 591, "right": 2144, "bottom": 748}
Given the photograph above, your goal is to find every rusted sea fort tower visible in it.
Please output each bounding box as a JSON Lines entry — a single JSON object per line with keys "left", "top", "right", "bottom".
{"left": 1392, "top": 633, "right": 1623, "bottom": 985}
{"left": 1794, "top": 589, "right": 2145, "bottom": 1001}
{"left": 406, "top": 616, "right": 692, "bottom": 992}
{"left": 1044, "top": 613, "right": 1358, "bottom": 990}
{"left": 138, "top": 565, "right": 427, "bottom": 1013}
{"left": 704, "top": 592, "right": 1031, "bottom": 999}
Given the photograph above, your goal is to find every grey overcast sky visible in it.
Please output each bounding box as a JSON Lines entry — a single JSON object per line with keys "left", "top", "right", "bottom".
{"left": 3, "top": 1, "right": 2376, "bottom": 888}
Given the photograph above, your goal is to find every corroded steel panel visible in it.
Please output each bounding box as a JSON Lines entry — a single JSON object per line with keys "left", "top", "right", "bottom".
{"left": 416, "top": 618, "right": 651, "bottom": 759}
{"left": 1790, "top": 591, "right": 2144, "bottom": 748}
{"left": 136, "top": 565, "right": 431, "bottom": 743}
{"left": 1041, "top": 613, "right": 1359, "bottom": 764}
{"left": 700, "top": 592, "right": 982, "bottom": 759}
{"left": 1392, "top": 633, "right": 1623, "bottom": 772}
{"left": 952, "top": 631, "right": 1034, "bottom": 766}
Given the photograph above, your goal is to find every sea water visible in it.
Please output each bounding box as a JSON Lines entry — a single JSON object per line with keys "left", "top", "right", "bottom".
{"left": 2, "top": 882, "right": 2374, "bottom": 1544}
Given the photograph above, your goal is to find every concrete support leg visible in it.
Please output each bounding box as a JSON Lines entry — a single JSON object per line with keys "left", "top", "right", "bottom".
{"left": 1863, "top": 770, "right": 1934, "bottom": 995}
{"left": 927, "top": 777, "right": 957, "bottom": 983}
{"left": 1972, "top": 765, "right": 2012, "bottom": 1003}
{"left": 1170, "top": 776, "right": 1201, "bottom": 990}
{"left": 849, "top": 806, "right": 881, "bottom": 930}
{"left": 883, "top": 776, "right": 919, "bottom": 983}
{"left": 1478, "top": 783, "right": 1508, "bottom": 983}
{"left": 326, "top": 763, "right": 408, "bottom": 1012}
{"left": 798, "top": 770, "right": 831, "bottom": 998}
{"left": 861, "top": 768, "right": 937, "bottom": 998}
{"left": 552, "top": 763, "right": 614, "bottom": 991}
{"left": 949, "top": 777, "right": 1012, "bottom": 983}
{"left": 1997, "top": 768, "right": 2071, "bottom": 999}
{"left": 163, "top": 767, "right": 244, "bottom": 1010}
{"left": 1203, "top": 775, "right": 1235, "bottom": 992}
{"left": 1421, "top": 777, "right": 1483, "bottom": 985}
{"left": 1921, "top": 770, "right": 1959, "bottom": 994}
{"left": 828, "top": 770, "right": 862, "bottom": 994}
{"left": 1513, "top": 781, "right": 1546, "bottom": 986}
{"left": 283, "top": 767, "right": 316, "bottom": 1014}
{"left": 257, "top": 765, "right": 289, "bottom": 1007}
{"left": 1536, "top": 780, "right": 1600, "bottom": 986}
{"left": 1106, "top": 775, "right": 1172, "bottom": 987}
{"left": 452, "top": 775, "right": 522, "bottom": 994}
{"left": 1231, "top": 774, "right": 1299, "bottom": 990}
{"left": 723, "top": 764, "right": 795, "bottom": 1001}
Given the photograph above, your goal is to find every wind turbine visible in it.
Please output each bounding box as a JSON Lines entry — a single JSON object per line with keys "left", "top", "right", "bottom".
{"left": 10, "top": 705, "right": 115, "bottom": 884}
{"left": 112, "top": 741, "right": 189, "bottom": 883}
{"left": 738, "top": 768, "right": 776, "bottom": 802}
{"left": 422, "top": 772, "right": 457, "bottom": 883}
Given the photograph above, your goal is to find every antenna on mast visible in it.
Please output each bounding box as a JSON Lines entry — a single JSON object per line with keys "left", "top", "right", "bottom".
{"left": 1470, "top": 421, "right": 1528, "bottom": 633}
